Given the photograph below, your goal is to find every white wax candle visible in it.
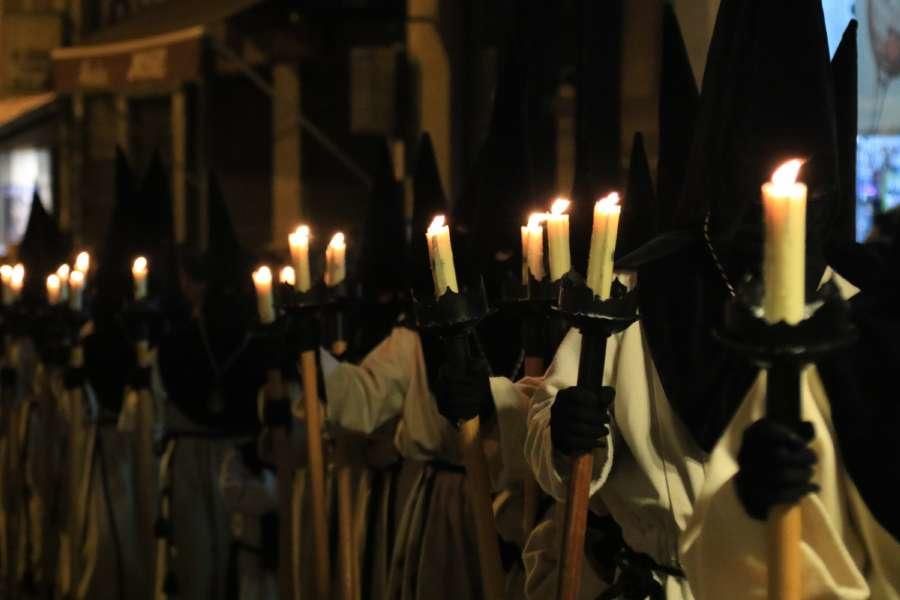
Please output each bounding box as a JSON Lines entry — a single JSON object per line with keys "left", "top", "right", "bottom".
{"left": 57, "top": 264, "right": 71, "bottom": 302}
{"left": 325, "top": 232, "right": 347, "bottom": 287}
{"left": 69, "top": 270, "right": 85, "bottom": 311}
{"left": 586, "top": 192, "right": 621, "bottom": 299}
{"left": 546, "top": 198, "right": 572, "bottom": 281}
{"left": 525, "top": 213, "right": 547, "bottom": 283}
{"left": 520, "top": 225, "right": 530, "bottom": 285}
{"left": 762, "top": 159, "right": 807, "bottom": 325}
{"left": 11, "top": 264, "right": 24, "bottom": 302}
{"left": 1, "top": 265, "right": 12, "bottom": 306}
{"left": 46, "top": 274, "right": 61, "bottom": 306}
{"left": 75, "top": 251, "right": 90, "bottom": 275}
{"left": 252, "top": 266, "right": 276, "bottom": 325}
{"left": 288, "top": 225, "right": 312, "bottom": 292}
{"left": 425, "top": 215, "right": 459, "bottom": 297}
{"left": 279, "top": 266, "right": 296, "bottom": 287}
{"left": 132, "top": 256, "right": 149, "bottom": 301}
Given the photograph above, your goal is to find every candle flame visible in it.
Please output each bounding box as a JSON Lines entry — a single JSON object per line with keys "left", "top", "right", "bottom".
{"left": 253, "top": 266, "right": 272, "bottom": 285}
{"left": 771, "top": 159, "right": 805, "bottom": 186}
{"left": 75, "top": 251, "right": 90, "bottom": 273}
{"left": 47, "top": 274, "right": 60, "bottom": 289}
{"left": 70, "top": 270, "right": 84, "bottom": 286}
{"left": 427, "top": 215, "right": 447, "bottom": 233}
{"left": 289, "top": 225, "right": 310, "bottom": 246}
{"left": 550, "top": 198, "right": 570, "bottom": 215}
{"left": 527, "top": 213, "right": 548, "bottom": 228}
{"left": 132, "top": 256, "right": 148, "bottom": 275}
{"left": 0, "top": 265, "right": 11, "bottom": 283}
{"left": 597, "top": 192, "right": 621, "bottom": 208}
{"left": 279, "top": 266, "right": 296, "bottom": 286}
{"left": 57, "top": 264, "right": 70, "bottom": 281}
{"left": 12, "top": 264, "right": 24, "bottom": 286}
{"left": 329, "top": 232, "right": 346, "bottom": 249}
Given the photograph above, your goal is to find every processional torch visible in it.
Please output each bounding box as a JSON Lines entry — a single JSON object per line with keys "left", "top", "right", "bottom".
{"left": 551, "top": 195, "right": 638, "bottom": 600}
{"left": 412, "top": 215, "right": 505, "bottom": 600}
{"left": 714, "top": 161, "right": 856, "bottom": 600}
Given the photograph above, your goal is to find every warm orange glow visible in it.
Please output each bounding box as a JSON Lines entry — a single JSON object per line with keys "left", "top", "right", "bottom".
{"left": 11, "top": 264, "right": 24, "bottom": 290}
{"left": 596, "top": 192, "right": 621, "bottom": 211}
{"left": 57, "top": 264, "right": 70, "bottom": 283}
{"left": 46, "top": 274, "right": 60, "bottom": 294}
{"left": 771, "top": 159, "right": 805, "bottom": 187}
{"left": 279, "top": 266, "right": 296, "bottom": 286}
{"left": 550, "top": 198, "right": 571, "bottom": 215}
{"left": 70, "top": 270, "right": 85, "bottom": 287}
{"left": 252, "top": 266, "right": 272, "bottom": 286}
{"left": 0, "top": 265, "right": 11, "bottom": 284}
{"left": 427, "top": 215, "right": 447, "bottom": 233}
{"left": 132, "top": 256, "right": 148, "bottom": 276}
{"left": 289, "top": 225, "right": 310, "bottom": 247}
{"left": 75, "top": 251, "right": 90, "bottom": 274}
{"left": 527, "top": 213, "right": 548, "bottom": 228}
{"left": 329, "top": 232, "right": 346, "bottom": 250}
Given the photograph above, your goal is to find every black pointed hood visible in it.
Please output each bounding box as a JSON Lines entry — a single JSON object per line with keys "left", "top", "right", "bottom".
{"left": 17, "top": 188, "right": 69, "bottom": 303}
{"left": 134, "top": 151, "right": 179, "bottom": 308}
{"left": 359, "top": 138, "right": 407, "bottom": 296}
{"left": 410, "top": 133, "right": 450, "bottom": 296}
{"left": 830, "top": 20, "right": 858, "bottom": 245}
{"left": 657, "top": 2, "right": 700, "bottom": 231}
{"left": 206, "top": 172, "right": 254, "bottom": 295}
{"left": 570, "top": 0, "right": 624, "bottom": 271}
{"left": 616, "top": 133, "right": 657, "bottom": 259}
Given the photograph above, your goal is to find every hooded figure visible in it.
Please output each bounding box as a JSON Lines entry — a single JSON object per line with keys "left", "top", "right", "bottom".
{"left": 17, "top": 189, "right": 70, "bottom": 305}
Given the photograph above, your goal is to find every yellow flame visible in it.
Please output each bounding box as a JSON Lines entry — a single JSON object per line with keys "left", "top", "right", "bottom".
{"left": 279, "top": 266, "right": 296, "bottom": 286}
{"left": 12, "top": 264, "right": 24, "bottom": 285}
{"left": 57, "top": 264, "right": 70, "bottom": 281}
{"left": 289, "top": 225, "right": 311, "bottom": 246}
{"left": 132, "top": 256, "right": 148, "bottom": 275}
{"left": 253, "top": 266, "right": 272, "bottom": 285}
{"left": 597, "top": 192, "right": 621, "bottom": 208}
{"left": 427, "top": 215, "right": 447, "bottom": 233}
{"left": 527, "top": 212, "right": 548, "bottom": 228}
{"left": 75, "top": 251, "right": 90, "bottom": 273}
{"left": 329, "top": 232, "right": 346, "bottom": 249}
{"left": 550, "top": 198, "right": 570, "bottom": 215}
{"left": 46, "top": 274, "right": 60, "bottom": 289}
{"left": 70, "top": 270, "right": 85, "bottom": 286}
{"left": 771, "top": 159, "right": 805, "bottom": 186}
{"left": 0, "top": 265, "right": 12, "bottom": 283}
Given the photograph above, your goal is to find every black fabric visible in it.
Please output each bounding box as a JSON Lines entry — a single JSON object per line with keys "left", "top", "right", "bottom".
{"left": 616, "top": 133, "right": 657, "bottom": 259}
{"left": 17, "top": 188, "right": 70, "bottom": 304}
{"left": 830, "top": 20, "right": 858, "bottom": 245}
{"left": 570, "top": 0, "right": 624, "bottom": 271}
{"left": 657, "top": 3, "right": 700, "bottom": 231}
{"left": 735, "top": 419, "right": 818, "bottom": 520}
{"left": 434, "top": 347, "right": 493, "bottom": 424}
{"left": 550, "top": 385, "right": 613, "bottom": 456}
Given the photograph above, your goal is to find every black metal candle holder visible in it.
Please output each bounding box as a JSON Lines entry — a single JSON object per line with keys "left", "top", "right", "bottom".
{"left": 321, "top": 280, "right": 356, "bottom": 355}
{"left": 714, "top": 279, "right": 857, "bottom": 425}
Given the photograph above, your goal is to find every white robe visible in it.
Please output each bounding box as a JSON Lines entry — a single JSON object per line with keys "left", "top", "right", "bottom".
{"left": 680, "top": 276, "right": 900, "bottom": 599}
{"left": 525, "top": 322, "right": 705, "bottom": 600}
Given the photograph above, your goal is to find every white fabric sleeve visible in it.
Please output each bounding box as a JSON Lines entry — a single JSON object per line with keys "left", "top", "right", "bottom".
{"left": 524, "top": 328, "right": 616, "bottom": 502}
{"left": 324, "top": 328, "right": 410, "bottom": 435}
{"left": 487, "top": 375, "right": 540, "bottom": 491}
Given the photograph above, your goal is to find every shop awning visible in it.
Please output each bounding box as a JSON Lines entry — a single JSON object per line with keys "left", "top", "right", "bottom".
{"left": 0, "top": 93, "right": 58, "bottom": 139}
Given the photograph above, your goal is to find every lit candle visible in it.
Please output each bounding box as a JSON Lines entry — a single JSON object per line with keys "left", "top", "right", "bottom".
{"left": 132, "top": 256, "right": 149, "bottom": 301}
{"left": 762, "top": 159, "right": 806, "bottom": 325}
{"left": 1, "top": 265, "right": 12, "bottom": 306}
{"left": 57, "top": 264, "right": 71, "bottom": 302}
{"left": 69, "top": 270, "right": 85, "bottom": 311}
{"left": 325, "top": 232, "right": 347, "bottom": 287}
{"left": 74, "top": 251, "right": 90, "bottom": 275}
{"left": 586, "top": 193, "right": 621, "bottom": 299}
{"left": 521, "top": 213, "right": 547, "bottom": 285}
{"left": 425, "top": 215, "right": 459, "bottom": 297}
{"left": 279, "top": 266, "right": 296, "bottom": 287}
{"left": 47, "top": 274, "right": 61, "bottom": 305}
{"left": 546, "top": 198, "right": 572, "bottom": 281}
{"left": 11, "top": 264, "right": 24, "bottom": 302}
{"left": 288, "top": 225, "right": 312, "bottom": 292}
{"left": 252, "top": 266, "right": 276, "bottom": 325}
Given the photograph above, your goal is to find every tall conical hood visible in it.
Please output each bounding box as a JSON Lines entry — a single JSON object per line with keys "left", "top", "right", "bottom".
{"left": 134, "top": 151, "right": 179, "bottom": 307}
{"left": 616, "top": 133, "right": 657, "bottom": 259}
{"left": 679, "top": 0, "right": 839, "bottom": 248}
{"left": 458, "top": 1, "right": 535, "bottom": 263}
{"left": 206, "top": 172, "right": 254, "bottom": 294}
{"left": 359, "top": 138, "right": 407, "bottom": 295}
{"left": 657, "top": 2, "right": 700, "bottom": 231}
{"left": 17, "top": 188, "right": 69, "bottom": 302}
{"left": 570, "top": 0, "right": 624, "bottom": 270}
{"left": 410, "top": 133, "right": 450, "bottom": 295}
{"left": 831, "top": 20, "right": 858, "bottom": 245}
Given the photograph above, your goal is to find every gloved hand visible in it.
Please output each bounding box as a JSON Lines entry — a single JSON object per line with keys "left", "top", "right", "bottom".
{"left": 551, "top": 386, "right": 614, "bottom": 456}
{"left": 435, "top": 356, "right": 493, "bottom": 424}
{"left": 735, "top": 418, "right": 818, "bottom": 520}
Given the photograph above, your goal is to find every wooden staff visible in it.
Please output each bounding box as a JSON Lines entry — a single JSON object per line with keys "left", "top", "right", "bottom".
{"left": 447, "top": 333, "right": 505, "bottom": 600}
{"left": 766, "top": 363, "right": 802, "bottom": 600}
{"left": 557, "top": 335, "right": 608, "bottom": 600}
{"left": 521, "top": 356, "right": 544, "bottom": 535}
{"left": 153, "top": 438, "right": 176, "bottom": 600}
{"left": 299, "top": 349, "right": 330, "bottom": 598}
{"left": 59, "top": 344, "right": 87, "bottom": 598}
{"left": 134, "top": 339, "right": 158, "bottom": 580}
{"left": 333, "top": 338, "right": 356, "bottom": 600}
{"left": 265, "top": 369, "right": 297, "bottom": 600}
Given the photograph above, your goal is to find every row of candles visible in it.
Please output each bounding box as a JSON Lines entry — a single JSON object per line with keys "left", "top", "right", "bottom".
{"left": 250, "top": 158, "right": 807, "bottom": 326}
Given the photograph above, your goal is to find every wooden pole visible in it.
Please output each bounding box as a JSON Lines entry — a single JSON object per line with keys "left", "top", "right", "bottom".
{"left": 134, "top": 340, "right": 157, "bottom": 583}
{"left": 333, "top": 338, "right": 356, "bottom": 600}
{"left": 299, "top": 349, "right": 330, "bottom": 598}
{"left": 266, "top": 369, "right": 296, "bottom": 600}
{"left": 557, "top": 335, "right": 607, "bottom": 600}
{"left": 521, "top": 356, "right": 544, "bottom": 536}
{"left": 459, "top": 416, "right": 506, "bottom": 600}
{"left": 153, "top": 440, "right": 176, "bottom": 600}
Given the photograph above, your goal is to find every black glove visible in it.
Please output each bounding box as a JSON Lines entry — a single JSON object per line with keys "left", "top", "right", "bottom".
{"left": 735, "top": 418, "right": 818, "bottom": 520}
{"left": 435, "top": 356, "right": 493, "bottom": 424}
{"left": 550, "top": 386, "right": 614, "bottom": 456}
